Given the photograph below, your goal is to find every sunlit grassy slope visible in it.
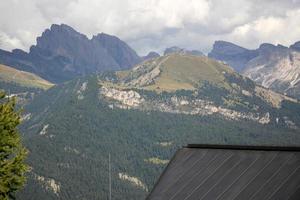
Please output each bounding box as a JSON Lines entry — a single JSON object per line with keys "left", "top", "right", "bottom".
{"left": 149, "top": 54, "right": 234, "bottom": 90}
{"left": 115, "top": 54, "right": 235, "bottom": 92}
{"left": 0, "top": 64, "right": 54, "bottom": 89}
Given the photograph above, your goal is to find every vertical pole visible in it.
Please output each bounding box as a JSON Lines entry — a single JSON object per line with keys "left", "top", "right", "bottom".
{"left": 109, "top": 153, "right": 111, "bottom": 200}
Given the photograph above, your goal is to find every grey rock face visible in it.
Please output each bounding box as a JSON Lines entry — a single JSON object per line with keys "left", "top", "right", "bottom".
{"left": 209, "top": 40, "right": 300, "bottom": 99}
{"left": 30, "top": 24, "right": 120, "bottom": 79}
{"left": 142, "top": 51, "right": 160, "bottom": 61}
{"left": 92, "top": 33, "right": 141, "bottom": 69}
{"left": 164, "top": 46, "right": 203, "bottom": 56}
{"left": 0, "top": 24, "right": 141, "bottom": 83}
{"left": 290, "top": 41, "right": 300, "bottom": 52}
{"left": 243, "top": 43, "right": 300, "bottom": 98}
{"left": 208, "top": 41, "right": 258, "bottom": 72}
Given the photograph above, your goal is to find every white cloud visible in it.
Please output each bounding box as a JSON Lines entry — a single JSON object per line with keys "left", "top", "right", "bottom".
{"left": 0, "top": 31, "right": 25, "bottom": 50}
{"left": 0, "top": 0, "right": 300, "bottom": 54}
{"left": 226, "top": 9, "right": 300, "bottom": 49}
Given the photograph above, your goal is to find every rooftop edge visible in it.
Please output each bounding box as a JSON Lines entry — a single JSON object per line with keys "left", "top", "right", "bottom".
{"left": 186, "top": 144, "right": 300, "bottom": 151}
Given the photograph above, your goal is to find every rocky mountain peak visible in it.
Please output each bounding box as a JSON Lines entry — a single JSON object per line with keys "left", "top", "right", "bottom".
{"left": 92, "top": 33, "right": 141, "bottom": 69}
{"left": 35, "top": 24, "right": 88, "bottom": 51}
{"left": 255, "top": 44, "right": 289, "bottom": 59}
{"left": 142, "top": 51, "right": 160, "bottom": 61}
{"left": 50, "top": 24, "right": 78, "bottom": 33}
{"left": 208, "top": 41, "right": 258, "bottom": 72}
{"left": 11, "top": 49, "right": 28, "bottom": 57}
{"left": 258, "top": 43, "right": 288, "bottom": 52}
{"left": 243, "top": 43, "right": 300, "bottom": 98}
{"left": 0, "top": 24, "right": 143, "bottom": 83}
{"left": 258, "top": 43, "right": 276, "bottom": 49}
{"left": 210, "top": 41, "right": 249, "bottom": 55}
{"left": 164, "top": 46, "right": 203, "bottom": 56}
{"left": 290, "top": 41, "right": 300, "bottom": 51}
{"left": 93, "top": 32, "right": 120, "bottom": 42}
{"left": 164, "top": 46, "right": 183, "bottom": 55}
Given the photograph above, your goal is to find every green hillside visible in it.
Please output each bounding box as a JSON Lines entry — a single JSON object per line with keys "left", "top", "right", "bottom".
{"left": 0, "top": 64, "right": 54, "bottom": 90}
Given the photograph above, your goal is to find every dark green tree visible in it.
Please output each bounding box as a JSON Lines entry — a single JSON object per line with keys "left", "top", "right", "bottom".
{"left": 0, "top": 91, "right": 28, "bottom": 200}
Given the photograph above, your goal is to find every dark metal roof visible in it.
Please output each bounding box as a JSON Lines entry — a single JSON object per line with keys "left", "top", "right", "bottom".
{"left": 147, "top": 144, "right": 300, "bottom": 200}
{"left": 187, "top": 144, "right": 300, "bottom": 151}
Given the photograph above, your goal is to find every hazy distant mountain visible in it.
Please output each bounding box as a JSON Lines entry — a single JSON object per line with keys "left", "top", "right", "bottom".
{"left": 243, "top": 42, "right": 300, "bottom": 98}
{"left": 142, "top": 51, "right": 160, "bottom": 61}
{"left": 164, "top": 46, "right": 203, "bottom": 56}
{"left": 18, "top": 53, "right": 300, "bottom": 200}
{"left": 209, "top": 40, "right": 300, "bottom": 99}
{"left": 290, "top": 41, "right": 300, "bottom": 51}
{"left": 208, "top": 41, "right": 258, "bottom": 72}
{"left": 0, "top": 24, "right": 141, "bottom": 83}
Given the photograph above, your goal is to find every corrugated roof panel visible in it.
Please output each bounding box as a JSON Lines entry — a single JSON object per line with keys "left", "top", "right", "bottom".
{"left": 147, "top": 145, "right": 300, "bottom": 200}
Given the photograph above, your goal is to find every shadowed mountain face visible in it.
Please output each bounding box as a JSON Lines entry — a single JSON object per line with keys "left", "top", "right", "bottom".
{"left": 142, "top": 51, "right": 160, "bottom": 61}
{"left": 0, "top": 24, "right": 141, "bottom": 83}
{"left": 290, "top": 41, "right": 300, "bottom": 51}
{"left": 92, "top": 33, "right": 142, "bottom": 68}
{"left": 208, "top": 41, "right": 259, "bottom": 72}
{"left": 209, "top": 40, "right": 300, "bottom": 99}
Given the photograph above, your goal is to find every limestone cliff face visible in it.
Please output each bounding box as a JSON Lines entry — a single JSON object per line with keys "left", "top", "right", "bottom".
{"left": 98, "top": 54, "right": 299, "bottom": 128}
{"left": 209, "top": 40, "right": 300, "bottom": 99}
{"left": 100, "top": 85, "right": 273, "bottom": 124}
{"left": 243, "top": 44, "right": 300, "bottom": 98}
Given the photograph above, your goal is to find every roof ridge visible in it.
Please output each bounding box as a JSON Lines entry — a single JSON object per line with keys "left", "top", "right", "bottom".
{"left": 186, "top": 144, "right": 300, "bottom": 151}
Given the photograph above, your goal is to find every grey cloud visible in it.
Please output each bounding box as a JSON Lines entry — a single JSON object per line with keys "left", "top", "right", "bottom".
{"left": 1, "top": 0, "right": 300, "bottom": 55}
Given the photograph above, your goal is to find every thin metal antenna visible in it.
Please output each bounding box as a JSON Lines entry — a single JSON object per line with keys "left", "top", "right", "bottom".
{"left": 109, "top": 153, "right": 111, "bottom": 200}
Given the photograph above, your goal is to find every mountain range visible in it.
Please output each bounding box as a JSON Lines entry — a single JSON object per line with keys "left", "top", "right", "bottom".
{"left": 2, "top": 24, "right": 300, "bottom": 99}
{"left": 209, "top": 41, "right": 300, "bottom": 99}
{"left": 0, "top": 24, "right": 141, "bottom": 83}
{"left": 1, "top": 24, "right": 300, "bottom": 200}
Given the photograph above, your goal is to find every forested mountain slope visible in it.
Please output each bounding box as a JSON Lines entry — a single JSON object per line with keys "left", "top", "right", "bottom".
{"left": 17, "top": 54, "right": 300, "bottom": 200}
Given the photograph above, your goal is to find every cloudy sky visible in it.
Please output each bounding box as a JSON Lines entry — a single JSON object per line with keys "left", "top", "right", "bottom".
{"left": 1, "top": 0, "right": 300, "bottom": 55}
